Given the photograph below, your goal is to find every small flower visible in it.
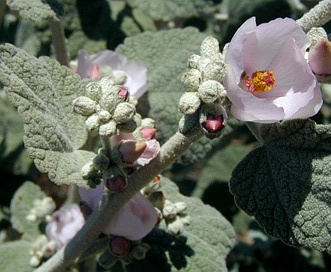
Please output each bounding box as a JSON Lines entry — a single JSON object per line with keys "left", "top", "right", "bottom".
{"left": 77, "top": 50, "right": 148, "bottom": 99}
{"left": 79, "top": 184, "right": 158, "bottom": 240}
{"left": 45, "top": 204, "right": 85, "bottom": 249}
{"left": 223, "top": 17, "right": 323, "bottom": 123}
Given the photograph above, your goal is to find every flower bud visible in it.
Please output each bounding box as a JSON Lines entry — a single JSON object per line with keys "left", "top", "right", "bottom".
{"left": 85, "top": 114, "right": 100, "bottom": 135}
{"left": 114, "top": 72, "right": 128, "bottom": 85}
{"left": 85, "top": 82, "right": 102, "bottom": 101}
{"left": 148, "top": 191, "right": 165, "bottom": 210}
{"left": 118, "top": 140, "right": 147, "bottom": 163}
{"left": 181, "top": 69, "right": 202, "bottom": 92}
{"left": 97, "top": 110, "right": 112, "bottom": 123}
{"left": 99, "top": 120, "right": 117, "bottom": 137}
{"left": 174, "top": 202, "right": 187, "bottom": 214}
{"left": 117, "top": 88, "right": 129, "bottom": 101}
{"left": 202, "top": 114, "right": 224, "bottom": 133}
{"left": 93, "top": 153, "right": 110, "bottom": 171}
{"left": 187, "top": 54, "right": 201, "bottom": 69}
{"left": 200, "top": 36, "right": 220, "bottom": 59}
{"left": 112, "top": 102, "right": 136, "bottom": 124}
{"left": 141, "top": 117, "right": 155, "bottom": 128}
{"left": 98, "top": 76, "right": 116, "bottom": 92}
{"left": 309, "top": 39, "right": 331, "bottom": 75}
{"left": 105, "top": 176, "right": 126, "bottom": 193}
{"left": 198, "top": 80, "right": 225, "bottom": 104}
{"left": 179, "top": 92, "right": 201, "bottom": 115}
{"left": 167, "top": 217, "right": 184, "bottom": 235}
{"left": 162, "top": 200, "right": 177, "bottom": 219}
{"left": 73, "top": 96, "right": 96, "bottom": 116}
{"left": 140, "top": 127, "right": 157, "bottom": 140}
{"left": 103, "top": 166, "right": 127, "bottom": 193}
{"left": 109, "top": 236, "right": 131, "bottom": 257}
{"left": 131, "top": 244, "right": 149, "bottom": 260}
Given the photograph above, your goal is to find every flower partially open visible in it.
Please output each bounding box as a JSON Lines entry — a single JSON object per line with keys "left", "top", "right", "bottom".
{"left": 45, "top": 204, "right": 85, "bottom": 249}
{"left": 77, "top": 50, "right": 148, "bottom": 99}
{"left": 223, "top": 17, "right": 322, "bottom": 123}
{"left": 79, "top": 184, "right": 157, "bottom": 240}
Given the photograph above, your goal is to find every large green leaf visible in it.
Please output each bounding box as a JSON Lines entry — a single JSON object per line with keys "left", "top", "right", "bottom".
{"left": 230, "top": 119, "right": 331, "bottom": 252}
{"left": 10, "top": 181, "right": 46, "bottom": 241}
{"left": 0, "top": 98, "right": 32, "bottom": 175}
{"left": 0, "top": 240, "right": 32, "bottom": 272}
{"left": 6, "top": 0, "right": 58, "bottom": 24}
{"left": 127, "top": 176, "right": 235, "bottom": 271}
{"left": 0, "top": 44, "right": 95, "bottom": 187}
{"left": 126, "top": 0, "right": 217, "bottom": 21}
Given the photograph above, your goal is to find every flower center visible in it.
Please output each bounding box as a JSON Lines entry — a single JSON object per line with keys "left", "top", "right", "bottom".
{"left": 245, "top": 70, "right": 276, "bottom": 93}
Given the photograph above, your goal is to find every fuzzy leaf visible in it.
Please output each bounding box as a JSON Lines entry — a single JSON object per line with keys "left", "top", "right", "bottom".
{"left": 0, "top": 44, "right": 95, "bottom": 187}
{"left": 10, "top": 181, "right": 46, "bottom": 241}
{"left": 126, "top": 0, "right": 217, "bottom": 21}
{"left": 127, "top": 176, "right": 235, "bottom": 271}
{"left": 6, "top": 0, "right": 58, "bottom": 24}
{"left": 230, "top": 119, "right": 331, "bottom": 252}
{"left": 0, "top": 98, "right": 32, "bottom": 175}
{"left": 0, "top": 240, "right": 32, "bottom": 272}
{"left": 117, "top": 28, "right": 228, "bottom": 164}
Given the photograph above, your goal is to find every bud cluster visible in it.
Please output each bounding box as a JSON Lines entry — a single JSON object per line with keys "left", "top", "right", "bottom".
{"left": 73, "top": 76, "right": 142, "bottom": 137}
{"left": 80, "top": 119, "right": 159, "bottom": 191}
{"left": 25, "top": 197, "right": 56, "bottom": 222}
{"left": 143, "top": 177, "right": 191, "bottom": 235}
{"left": 29, "top": 235, "right": 57, "bottom": 267}
{"left": 179, "top": 36, "right": 228, "bottom": 138}
{"left": 98, "top": 236, "right": 150, "bottom": 269}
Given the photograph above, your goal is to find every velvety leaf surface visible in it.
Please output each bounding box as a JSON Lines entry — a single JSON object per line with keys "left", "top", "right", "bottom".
{"left": 10, "top": 181, "right": 46, "bottom": 241}
{"left": 117, "top": 28, "right": 229, "bottom": 164}
{"left": 230, "top": 119, "right": 331, "bottom": 252}
{"left": 0, "top": 44, "right": 95, "bottom": 187}
{"left": 0, "top": 240, "right": 32, "bottom": 272}
{"left": 127, "top": 176, "right": 235, "bottom": 271}
{"left": 0, "top": 98, "right": 32, "bottom": 175}
{"left": 126, "top": 0, "right": 217, "bottom": 21}
{"left": 6, "top": 0, "right": 58, "bottom": 24}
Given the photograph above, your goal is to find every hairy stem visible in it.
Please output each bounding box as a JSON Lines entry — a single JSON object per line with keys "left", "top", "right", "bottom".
{"left": 35, "top": 130, "right": 203, "bottom": 272}
{"left": 297, "top": 0, "right": 331, "bottom": 32}
{"left": 49, "top": 19, "right": 69, "bottom": 67}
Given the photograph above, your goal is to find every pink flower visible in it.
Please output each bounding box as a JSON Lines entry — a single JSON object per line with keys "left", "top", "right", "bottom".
{"left": 45, "top": 204, "right": 85, "bottom": 249}
{"left": 223, "top": 17, "right": 322, "bottom": 123}
{"left": 77, "top": 50, "right": 148, "bottom": 98}
{"left": 308, "top": 39, "right": 331, "bottom": 75}
{"left": 79, "top": 184, "right": 157, "bottom": 240}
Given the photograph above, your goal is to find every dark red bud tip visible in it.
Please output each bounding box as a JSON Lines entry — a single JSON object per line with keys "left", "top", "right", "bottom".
{"left": 202, "top": 115, "right": 224, "bottom": 132}
{"left": 153, "top": 175, "right": 161, "bottom": 183}
{"left": 118, "top": 88, "right": 129, "bottom": 100}
{"left": 140, "top": 127, "right": 157, "bottom": 140}
{"left": 109, "top": 236, "right": 131, "bottom": 257}
{"left": 105, "top": 176, "right": 126, "bottom": 193}
{"left": 79, "top": 201, "right": 93, "bottom": 217}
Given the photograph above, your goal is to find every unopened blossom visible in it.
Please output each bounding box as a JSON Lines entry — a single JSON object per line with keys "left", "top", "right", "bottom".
{"left": 309, "top": 39, "right": 331, "bottom": 75}
{"left": 223, "top": 17, "right": 322, "bottom": 123}
{"left": 79, "top": 184, "right": 158, "bottom": 240}
{"left": 45, "top": 204, "right": 85, "bottom": 249}
{"left": 77, "top": 50, "right": 148, "bottom": 99}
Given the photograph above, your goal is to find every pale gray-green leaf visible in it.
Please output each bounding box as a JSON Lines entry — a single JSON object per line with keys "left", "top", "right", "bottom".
{"left": 230, "top": 119, "right": 331, "bottom": 252}
{"left": 7, "top": 0, "right": 58, "bottom": 24}
{"left": 0, "top": 240, "right": 32, "bottom": 272}
{"left": 0, "top": 98, "right": 32, "bottom": 175}
{"left": 10, "top": 182, "right": 46, "bottom": 241}
{"left": 0, "top": 44, "right": 95, "bottom": 187}
{"left": 126, "top": 0, "right": 217, "bottom": 21}
{"left": 127, "top": 176, "right": 235, "bottom": 271}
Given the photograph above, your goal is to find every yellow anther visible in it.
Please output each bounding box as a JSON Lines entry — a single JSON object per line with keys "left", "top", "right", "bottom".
{"left": 245, "top": 70, "right": 276, "bottom": 93}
